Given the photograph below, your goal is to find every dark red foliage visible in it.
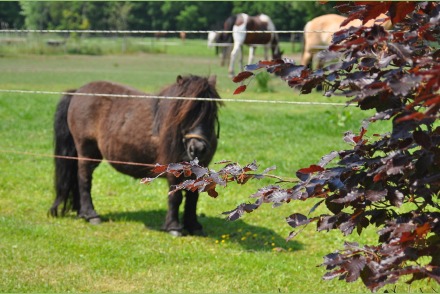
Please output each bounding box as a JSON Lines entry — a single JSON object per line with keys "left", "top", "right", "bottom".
{"left": 230, "top": 1, "right": 440, "bottom": 290}
{"left": 233, "top": 85, "right": 247, "bottom": 95}
{"left": 147, "top": 2, "right": 440, "bottom": 292}
{"left": 232, "top": 71, "right": 254, "bottom": 83}
{"left": 297, "top": 164, "right": 325, "bottom": 174}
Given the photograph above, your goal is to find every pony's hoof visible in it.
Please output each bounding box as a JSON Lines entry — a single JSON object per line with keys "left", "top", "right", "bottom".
{"left": 88, "top": 217, "right": 102, "bottom": 225}
{"left": 168, "top": 230, "right": 183, "bottom": 237}
{"left": 190, "top": 229, "right": 207, "bottom": 237}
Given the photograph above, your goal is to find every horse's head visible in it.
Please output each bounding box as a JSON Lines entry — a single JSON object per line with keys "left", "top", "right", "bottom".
{"left": 182, "top": 128, "right": 215, "bottom": 163}
{"left": 180, "top": 75, "right": 220, "bottom": 163}
{"left": 157, "top": 75, "right": 222, "bottom": 165}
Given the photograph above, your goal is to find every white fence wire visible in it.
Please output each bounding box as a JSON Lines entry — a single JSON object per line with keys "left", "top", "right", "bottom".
{"left": 0, "top": 29, "right": 329, "bottom": 34}
{"left": 0, "top": 89, "right": 352, "bottom": 107}
{"left": 0, "top": 28, "right": 358, "bottom": 167}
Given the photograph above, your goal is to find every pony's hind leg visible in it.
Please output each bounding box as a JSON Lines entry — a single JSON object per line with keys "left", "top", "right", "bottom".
{"left": 75, "top": 146, "right": 103, "bottom": 224}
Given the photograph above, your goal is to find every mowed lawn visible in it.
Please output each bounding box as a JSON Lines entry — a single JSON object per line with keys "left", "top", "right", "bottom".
{"left": 0, "top": 39, "right": 435, "bottom": 292}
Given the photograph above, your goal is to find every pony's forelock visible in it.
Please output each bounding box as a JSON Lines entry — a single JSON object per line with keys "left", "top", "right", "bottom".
{"left": 156, "top": 75, "right": 221, "bottom": 164}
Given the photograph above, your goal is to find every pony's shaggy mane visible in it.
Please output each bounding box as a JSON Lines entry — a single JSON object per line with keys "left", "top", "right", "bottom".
{"left": 155, "top": 75, "right": 222, "bottom": 164}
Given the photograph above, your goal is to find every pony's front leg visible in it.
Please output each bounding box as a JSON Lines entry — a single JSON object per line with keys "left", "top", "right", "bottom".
{"left": 77, "top": 160, "right": 101, "bottom": 224}
{"left": 163, "top": 176, "right": 184, "bottom": 236}
{"left": 183, "top": 190, "right": 204, "bottom": 236}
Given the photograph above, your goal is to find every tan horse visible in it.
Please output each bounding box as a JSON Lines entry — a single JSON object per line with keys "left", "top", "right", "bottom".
{"left": 301, "top": 13, "right": 391, "bottom": 69}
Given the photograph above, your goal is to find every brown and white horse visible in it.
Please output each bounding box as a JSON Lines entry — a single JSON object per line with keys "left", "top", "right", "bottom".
{"left": 225, "top": 13, "right": 283, "bottom": 77}
{"left": 301, "top": 13, "right": 391, "bottom": 69}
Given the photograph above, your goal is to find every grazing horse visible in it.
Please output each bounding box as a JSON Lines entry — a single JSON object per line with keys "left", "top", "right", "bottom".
{"left": 50, "top": 75, "right": 222, "bottom": 236}
{"left": 226, "top": 13, "right": 283, "bottom": 77}
{"left": 301, "top": 13, "right": 391, "bottom": 69}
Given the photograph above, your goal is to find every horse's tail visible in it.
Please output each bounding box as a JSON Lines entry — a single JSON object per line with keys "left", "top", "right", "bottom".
{"left": 49, "top": 90, "right": 80, "bottom": 217}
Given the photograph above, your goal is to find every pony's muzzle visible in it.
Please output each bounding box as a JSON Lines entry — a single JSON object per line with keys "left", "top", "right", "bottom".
{"left": 183, "top": 134, "right": 211, "bottom": 161}
{"left": 188, "top": 139, "right": 206, "bottom": 159}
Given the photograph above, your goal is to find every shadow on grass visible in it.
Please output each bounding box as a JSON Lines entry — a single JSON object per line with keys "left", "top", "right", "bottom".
{"left": 102, "top": 209, "right": 303, "bottom": 252}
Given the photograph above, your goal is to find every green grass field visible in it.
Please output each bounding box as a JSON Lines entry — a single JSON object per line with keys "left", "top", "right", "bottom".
{"left": 0, "top": 38, "right": 437, "bottom": 293}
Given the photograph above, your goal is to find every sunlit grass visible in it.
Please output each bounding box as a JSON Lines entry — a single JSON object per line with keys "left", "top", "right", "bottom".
{"left": 0, "top": 48, "right": 436, "bottom": 293}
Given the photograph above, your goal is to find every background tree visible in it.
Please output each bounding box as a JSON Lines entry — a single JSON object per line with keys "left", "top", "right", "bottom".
{"left": 0, "top": 1, "right": 24, "bottom": 29}
{"left": 176, "top": 5, "right": 208, "bottom": 31}
{"left": 19, "top": 2, "right": 90, "bottom": 30}
{"left": 19, "top": 1, "right": 51, "bottom": 30}
{"left": 7, "top": 1, "right": 335, "bottom": 38}
{"left": 107, "top": 2, "right": 133, "bottom": 31}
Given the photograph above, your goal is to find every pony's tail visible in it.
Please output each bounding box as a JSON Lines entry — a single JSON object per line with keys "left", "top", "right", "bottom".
{"left": 49, "top": 91, "right": 80, "bottom": 217}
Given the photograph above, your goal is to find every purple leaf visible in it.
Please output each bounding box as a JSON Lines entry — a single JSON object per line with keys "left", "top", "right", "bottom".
{"left": 318, "top": 151, "right": 339, "bottom": 167}
{"left": 286, "top": 213, "right": 309, "bottom": 228}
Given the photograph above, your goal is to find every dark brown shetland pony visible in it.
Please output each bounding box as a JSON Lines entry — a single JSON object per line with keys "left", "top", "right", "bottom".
{"left": 50, "top": 75, "right": 222, "bottom": 236}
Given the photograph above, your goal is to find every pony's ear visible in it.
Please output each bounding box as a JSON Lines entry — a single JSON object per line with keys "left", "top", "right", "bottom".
{"left": 176, "top": 75, "right": 183, "bottom": 84}
{"left": 208, "top": 75, "right": 217, "bottom": 87}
